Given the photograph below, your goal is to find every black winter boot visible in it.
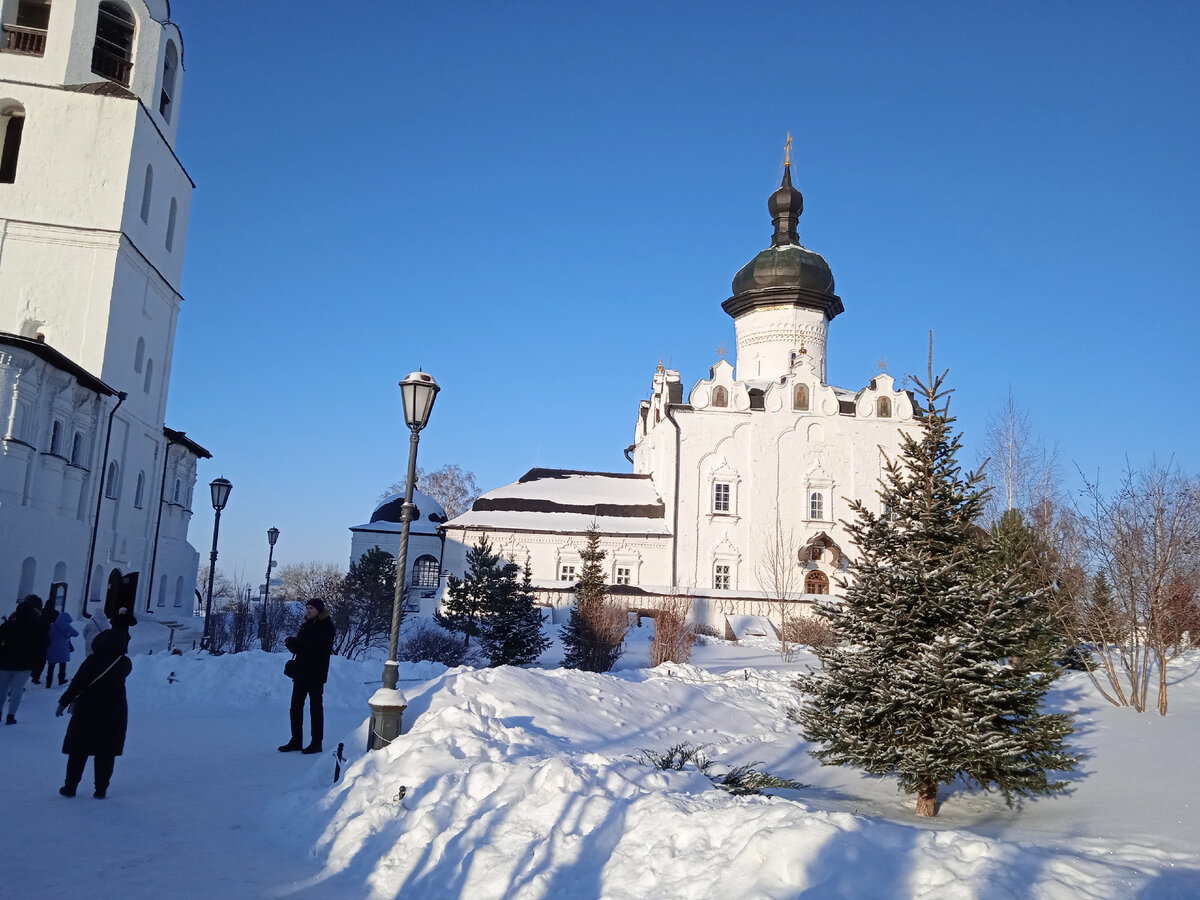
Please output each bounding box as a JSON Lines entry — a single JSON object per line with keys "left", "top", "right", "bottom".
{"left": 5, "top": 714, "right": 15, "bottom": 725}
{"left": 278, "top": 740, "right": 302, "bottom": 752}
{"left": 301, "top": 742, "right": 322, "bottom": 755}
{"left": 59, "top": 785, "right": 76, "bottom": 797}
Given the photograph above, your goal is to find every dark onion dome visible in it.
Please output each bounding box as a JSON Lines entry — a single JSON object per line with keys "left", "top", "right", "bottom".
{"left": 723, "top": 164, "right": 844, "bottom": 321}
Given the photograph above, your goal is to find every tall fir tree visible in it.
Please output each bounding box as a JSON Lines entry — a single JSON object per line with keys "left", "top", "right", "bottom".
{"left": 794, "top": 363, "right": 1080, "bottom": 816}
{"left": 480, "top": 561, "right": 551, "bottom": 667}
{"left": 561, "top": 524, "right": 626, "bottom": 672}
{"left": 437, "top": 536, "right": 506, "bottom": 647}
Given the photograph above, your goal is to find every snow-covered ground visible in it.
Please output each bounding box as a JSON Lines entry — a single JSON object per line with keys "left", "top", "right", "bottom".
{"left": 1, "top": 617, "right": 1197, "bottom": 899}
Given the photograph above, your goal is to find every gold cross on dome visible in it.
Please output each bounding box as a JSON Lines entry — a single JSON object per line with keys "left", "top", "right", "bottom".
{"left": 785, "top": 132, "right": 792, "bottom": 167}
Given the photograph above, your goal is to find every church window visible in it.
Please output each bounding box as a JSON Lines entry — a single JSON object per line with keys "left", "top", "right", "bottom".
{"left": 92, "top": 2, "right": 135, "bottom": 88}
{"left": 713, "top": 482, "right": 731, "bottom": 513}
{"left": 805, "top": 570, "right": 829, "bottom": 594}
{"left": 18, "top": 556, "right": 37, "bottom": 597}
{"left": 133, "top": 470, "right": 145, "bottom": 508}
{"left": 713, "top": 564, "right": 731, "bottom": 590}
{"left": 172, "top": 478, "right": 180, "bottom": 503}
{"left": 140, "top": 165, "right": 153, "bottom": 222}
{"left": 49, "top": 419, "right": 62, "bottom": 454}
{"left": 134, "top": 337, "right": 145, "bottom": 373}
{"left": 173, "top": 575, "right": 184, "bottom": 607}
{"left": 615, "top": 566, "right": 631, "bottom": 585}
{"left": 159, "top": 40, "right": 178, "bottom": 122}
{"left": 157, "top": 575, "right": 167, "bottom": 607}
{"left": 809, "top": 491, "right": 824, "bottom": 520}
{"left": 877, "top": 396, "right": 892, "bottom": 418}
{"left": 105, "top": 461, "right": 120, "bottom": 499}
{"left": 559, "top": 564, "right": 576, "bottom": 582}
{"left": 712, "top": 386, "right": 728, "bottom": 408}
{"left": 143, "top": 358, "right": 153, "bottom": 393}
{"left": 794, "top": 384, "right": 809, "bottom": 411}
{"left": 748, "top": 388, "right": 765, "bottom": 410}
{"left": 0, "top": 106, "right": 25, "bottom": 183}
{"left": 412, "top": 555, "right": 439, "bottom": 587}
{"left": 165, "top": 197, "right": 178, "bottom": 251}
{"left": 71, "top": 431, "right": 85, "bottom": 465}
{"left": 2, "top": 2, "right": 51, "bottom": 57}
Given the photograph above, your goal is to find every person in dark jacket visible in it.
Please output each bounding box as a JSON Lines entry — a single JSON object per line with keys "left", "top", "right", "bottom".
{"left": 0, "top": 596, "right": 44, "bottom": 724}
{"left": 44, "top": 608, "right": 79, "bottom": 687}
{"left": 56, "top": 629, "right": 132, "bottom": 799}
{"left": 29, "top": 598, "right": 56, "bottom": 685}
{"left": 278, "top": 597, "right": 334, "bottom": 755}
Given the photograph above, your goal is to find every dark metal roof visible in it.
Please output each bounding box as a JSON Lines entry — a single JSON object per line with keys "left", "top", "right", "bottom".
{"left": 163, "top": 427, "right": 211, "bottom": 459}
{"left": 0, "top": 332, "right": 115, "bottom": 396}
{"left": 517, "top": 468, "right": 650, "bottom": 483}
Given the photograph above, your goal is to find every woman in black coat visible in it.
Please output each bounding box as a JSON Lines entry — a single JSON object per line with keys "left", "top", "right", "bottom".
{"left": 278, "top": 597, "right": 334, "bottom": 755}
{"left": 55, "top": 629, "right": 131, "bottom": 798}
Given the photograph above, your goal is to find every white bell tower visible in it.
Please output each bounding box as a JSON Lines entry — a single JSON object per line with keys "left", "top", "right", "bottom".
{"left": 0, "top": 1, "right": 205, "bottom": 617}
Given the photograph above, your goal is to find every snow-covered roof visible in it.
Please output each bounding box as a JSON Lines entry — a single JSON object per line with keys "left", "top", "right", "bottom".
{"left": 349, "top": 487, "right": 446, "bottom": 532}
{"left": 443, "top": 468, "right": 671, "bottom": 536}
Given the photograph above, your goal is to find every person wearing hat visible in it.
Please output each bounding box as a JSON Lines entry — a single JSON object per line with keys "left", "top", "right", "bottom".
{"left": 278, "top": 598, "right": 335, "bottom": 755}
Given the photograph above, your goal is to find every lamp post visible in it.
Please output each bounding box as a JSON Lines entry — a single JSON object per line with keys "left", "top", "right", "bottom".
{"left": 201, "top": 476, "right": 232, "bottom": 651}
{"left": 368, "top": 370, "right": 439, "bottom": 750}
{"left": 258, "top": 526, "right": 280, "bottom": 650}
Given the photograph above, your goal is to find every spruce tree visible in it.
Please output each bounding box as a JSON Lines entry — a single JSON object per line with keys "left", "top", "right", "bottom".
{"left": 437, "top": 536, "right": 505, "bottom": 647}
{"left": 794, "top": 364, "right": 1080, "bottom": 816}
{"left": 480, "top": 561, "right": 551, "bottom": 667}
{"left": 561, "top": 524, "right": 626, "bottom": 672}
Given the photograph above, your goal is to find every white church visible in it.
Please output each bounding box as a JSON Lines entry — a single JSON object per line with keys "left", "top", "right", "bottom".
{"left": 0, "top": 0, "right": 207, "bottom": 619}
{"left": 438, "top": 163, "right": 922, "bottom": 632}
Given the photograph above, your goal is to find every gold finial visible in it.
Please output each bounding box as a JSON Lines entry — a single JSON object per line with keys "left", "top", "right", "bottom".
{"left": 798, "top": 339, "right": 807, "bottom": 355}
{"left": 716, "top": 343, "right": 727, "bottom": 360}
{"left": 656, "top": 359, "right": 664, "bottom": 373}
{"left": 784, "top": 132, "right": 792, "bottom": 167}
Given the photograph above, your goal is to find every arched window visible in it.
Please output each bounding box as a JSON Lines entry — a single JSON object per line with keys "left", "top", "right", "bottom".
{"left": 92, "top": 2, "right": 135, "bottom": 88}
{"left": 159, "top": 40, "right": 178, "bottom": 122}
{"left": 805, "top": 570, "right": 829, "bottom": 594}
{"left": 412, "top": 555, "right": 439, "bottom": 587}
{"left": 157, "top": 574, "right": 167, "bottom": 606}
{"left": 165, "top": 197, "right": 177, "bottom": 250}
{"left": 134, "top": 336, "right": 145, "bottom": 373}
{"left": 172, "top": 478, "right": 180, "bottom": 503}
{"left": 18, "top": 555, "right": 37, "bottom": 596}
{"left": 3, "top": 2, "right": 51, "bottom": 56}
{"left": 877, "top": 396, "right": 892, "bottom": 418}
{"left": 0, "top": 104, "right": 25, "bottom": 183}
{"left": 71, "top": 431, "right": 85, "bottom": 465}
{"left": 140, "top": 164, "right": 153, "bottom": 222}
{"left": 105, "top": 461, "right": 120, "bottom": 499}
{"left": 143, "top": 358, "right": 153, "bottom": 393}
{"left": 49, "top": 419, "right": 62, "bottom": 454}
{"left": 133, "top": 470, "right": 145, "bottom": 508}
{"left": 793, "top": 384, "right": 809, "bottom": 411}
{"left": 809, "top": 491, "right": 824, "bottom": 520}
{"left": 712, "top": 386, "right": 728, "bottom": 408}
{"left": 173, "top": 575, "right": 184, "bottom": 607}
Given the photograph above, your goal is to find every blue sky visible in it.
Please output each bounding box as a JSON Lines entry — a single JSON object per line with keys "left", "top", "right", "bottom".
{"left": 167, "top": 1, "right": 1200, "bottom": 578}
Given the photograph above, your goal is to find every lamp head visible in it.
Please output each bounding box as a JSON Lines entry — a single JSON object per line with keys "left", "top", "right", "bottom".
{"left": 398, "top": 370, "right": 440, "bottom": 431}
{"left": 209, "top": 476, "right": 232, "bottom": 512}
{"left": 267, "top": 526, "right": 280, "bottom": 547}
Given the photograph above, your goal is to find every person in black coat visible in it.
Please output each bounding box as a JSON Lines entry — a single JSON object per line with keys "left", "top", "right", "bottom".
{"left": 29, "top": 597, "right": 56, "bottom": 685}
{"left": 278, "top": 597, "right": 335, "bottom": 755}
{"left": 0, "top": 596, "right": 44, "bottom": 724}
{"left": 55, "top": 629, "right": 132, "bottom": 799}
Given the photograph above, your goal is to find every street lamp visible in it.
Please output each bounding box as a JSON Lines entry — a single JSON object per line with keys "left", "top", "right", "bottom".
{"left": 201, "top": 476, "right": 232, "bottom": 651}
{"left": 259, "top": 526, "right": 280, "bottom": 650}
{"left": 369, "top": 370, "right": 439, "bottom": 750}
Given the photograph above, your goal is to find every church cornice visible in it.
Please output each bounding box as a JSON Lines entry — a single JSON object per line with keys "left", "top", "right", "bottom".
{"left": 722, "top": 285, "right": 844, "bottom": 321}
